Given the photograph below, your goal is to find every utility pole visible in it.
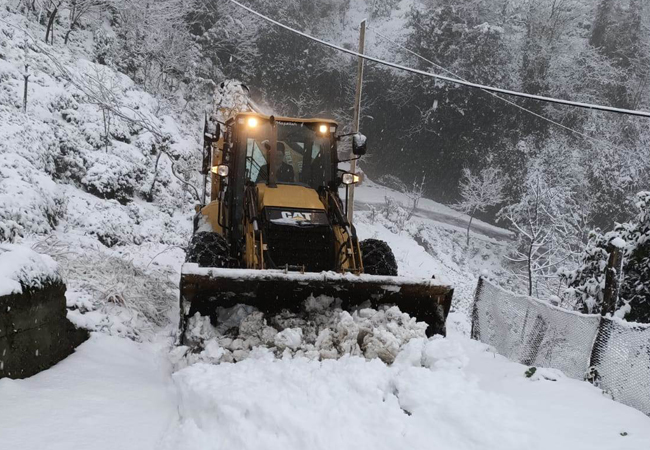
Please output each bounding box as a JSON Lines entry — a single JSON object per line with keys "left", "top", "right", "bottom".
{"left": 347, "top": 19, "right": 366, "bottom": 224}
{"left": 23, "top": 63, "right": 30, "bottom": 113}
{"left": 22, "top": 36, "right": 30, "bottom": 114}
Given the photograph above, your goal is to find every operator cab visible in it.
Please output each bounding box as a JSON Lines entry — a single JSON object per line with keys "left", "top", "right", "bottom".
{"left": 217, "top": 114, "right": 340, "bottom": 270}
{"left": 238, "top": 114, "right": 337, "bottom": 190}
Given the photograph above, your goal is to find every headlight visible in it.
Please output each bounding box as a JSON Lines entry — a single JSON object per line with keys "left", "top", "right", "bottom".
{"left": 342, "top": 172, "right": 360, "bottom": 185}
{"left": 319, "top": 124, "right": 328, "bottom": 134}
{"left": 247, "top": 117, "right": 258, "bottom": 128}
{"left": 211, "top": 165, "right": 229, "bottom": 177}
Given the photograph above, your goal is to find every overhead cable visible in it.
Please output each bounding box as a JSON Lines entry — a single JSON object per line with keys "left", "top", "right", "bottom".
{"left": 367, "top": 26, "right": 628, "bottom": 152}
{"left": 224, "top": 0, "right": 650, "bottom": 119}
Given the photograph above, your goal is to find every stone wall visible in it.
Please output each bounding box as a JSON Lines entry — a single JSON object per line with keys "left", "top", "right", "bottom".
{"left": 0, "top": 281, "right": 88, "bottom": 379}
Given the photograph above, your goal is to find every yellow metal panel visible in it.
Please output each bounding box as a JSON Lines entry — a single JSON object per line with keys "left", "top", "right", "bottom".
{"left": 257, "top": 184, "right": 325, "bottom": 210}
{"left": 200, "top": 201, "right": 223, "bottom": 234}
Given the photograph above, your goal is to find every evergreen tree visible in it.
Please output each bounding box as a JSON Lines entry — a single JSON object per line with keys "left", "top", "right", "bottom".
{"left": 620, "top": 192, "right": 650, "bottom": 322}
{"left": 563, "top": 192, "right": 650, "bottom": 322}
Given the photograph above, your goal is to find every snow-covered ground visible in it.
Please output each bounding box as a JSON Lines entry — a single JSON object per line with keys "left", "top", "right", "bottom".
{"left": 0, "top": 334, "right": 178, "bottom": 450}
{"left": 2, "top": 324, "right": 650, "bottom": 450}
{"left": 2, "top": 5, "right": 650, "bottom": 449}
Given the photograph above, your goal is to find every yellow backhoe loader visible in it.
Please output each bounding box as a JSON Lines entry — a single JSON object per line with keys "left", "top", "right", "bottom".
{"left": 179, "top": 91, "right": 453, "bottom": 343}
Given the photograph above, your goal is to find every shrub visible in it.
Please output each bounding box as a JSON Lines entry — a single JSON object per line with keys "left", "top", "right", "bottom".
{"left": 81, "top": 153, "right": 146, "bottom": 204}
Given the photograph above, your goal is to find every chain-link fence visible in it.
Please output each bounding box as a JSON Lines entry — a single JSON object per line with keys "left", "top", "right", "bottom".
{"left": 471, "top": 277, "right": 650, "bottom": 416}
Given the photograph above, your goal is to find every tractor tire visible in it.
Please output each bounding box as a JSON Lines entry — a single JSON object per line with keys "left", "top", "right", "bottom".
{"left": 186, "top": 232, "right": 231, "bottom": 268}
{"left": 360, "top": 239, "right": 398, "bottom": 276}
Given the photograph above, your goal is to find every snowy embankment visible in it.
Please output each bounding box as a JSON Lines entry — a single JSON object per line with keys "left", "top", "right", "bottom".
{"left": 0, "top": 243, "right": 60, "bottom": 296}
{"left": 0, "top": 8, "right": 195, "bottom": 338}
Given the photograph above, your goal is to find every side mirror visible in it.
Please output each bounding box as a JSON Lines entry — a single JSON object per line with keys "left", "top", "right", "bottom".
{"left": 352, "top": 132, "right": 367, "bottom": 156}
{"left": 202, "top": 120, "right": 221, "bottom": 175}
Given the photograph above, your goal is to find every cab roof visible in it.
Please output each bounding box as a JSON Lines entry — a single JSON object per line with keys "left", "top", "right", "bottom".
{"left": 233, "top": 112, "right": 338, "bottom": 126}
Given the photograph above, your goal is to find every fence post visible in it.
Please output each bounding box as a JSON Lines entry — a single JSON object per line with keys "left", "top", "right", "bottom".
{"left": 602, "top": 245, "right": 623, "bottom": 316}
{"left": 470, "top": 277, "right": 484, "bottom": 340}
{"left": 587, "top": 316, "right": 608, "bottom": 386}
{"left": 588, "top": 244, "right": 621, "bottom": 384}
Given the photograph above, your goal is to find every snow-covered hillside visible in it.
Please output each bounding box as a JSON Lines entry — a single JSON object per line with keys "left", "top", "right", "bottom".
{"left": 2, "top": 4, "right": 650, "bottom": 450}
{"left": 0, "top": 7, "right": 196, "bottom": 337}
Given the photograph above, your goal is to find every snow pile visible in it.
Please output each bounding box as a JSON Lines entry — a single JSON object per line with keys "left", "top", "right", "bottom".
{"left": 175, "top": 297, "right": 428, "bottom": 366}
{"left": 0, "top": 243, "right": 60, "bottom": 296}
{"left": 526, "top": 367, "right": 565, "bottom": 382}
{"left": 165, "top": 338, "right": 528, "bottom": 450}
{"left": 394, "top": 335, "right": 470, "bottom": 370}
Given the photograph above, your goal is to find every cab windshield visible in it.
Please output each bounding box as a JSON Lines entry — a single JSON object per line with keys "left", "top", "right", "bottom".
{"left": 244, "top": 121, "right": 332, "bottom": 189}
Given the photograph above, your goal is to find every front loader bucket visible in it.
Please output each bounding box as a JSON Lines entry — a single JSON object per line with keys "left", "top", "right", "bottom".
{"left": 180, "top": 264, "right": 453, "bottom": 338}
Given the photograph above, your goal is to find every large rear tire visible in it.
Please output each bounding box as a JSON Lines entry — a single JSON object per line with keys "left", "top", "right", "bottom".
{"left": 186, "top": 231, "right": 231, "bottom": 267}
{"left": 360, "top": 239, "right": 398, "bottom": 276}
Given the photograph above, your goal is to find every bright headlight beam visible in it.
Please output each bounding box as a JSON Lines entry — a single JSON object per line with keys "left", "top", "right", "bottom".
{"left": 248, "top": 117, "right": 258, "bottom": 128}
{"left": 212, "top": 165, "right": 229, "bottom": 177}
{"left": 342, "top": 173, "right": 360, "bottom": 185}
{"left": 319, "top": 124, "right": 328, "bottom": 134}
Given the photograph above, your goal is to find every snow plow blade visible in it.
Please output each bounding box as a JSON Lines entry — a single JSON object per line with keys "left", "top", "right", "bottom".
{"left": 179, "top": 264, "right": 453, "bottom": 338}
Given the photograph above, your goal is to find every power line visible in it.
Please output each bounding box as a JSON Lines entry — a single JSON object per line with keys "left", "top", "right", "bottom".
{"left": 223, "top": 0, "right": 650, "bottom": 119}
{"left": 366, "top": 26, "right": 627, "bottom": 153}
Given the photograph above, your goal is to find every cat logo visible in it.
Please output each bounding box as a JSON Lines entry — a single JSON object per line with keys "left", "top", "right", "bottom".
{"left": 281, "top": 211, "right": 312, "bottom": 221}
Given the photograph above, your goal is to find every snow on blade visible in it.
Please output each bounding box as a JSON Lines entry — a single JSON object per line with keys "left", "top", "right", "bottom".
{"left": 175, "top": 298, "right": 428, "bottom": 365}
{"left": 181, "top": 264, "right": 444, "bottom": 287}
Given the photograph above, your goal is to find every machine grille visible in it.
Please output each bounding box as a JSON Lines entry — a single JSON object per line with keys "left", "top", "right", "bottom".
{"left": 264, "top": 221, "right": 334, "bottom": 272}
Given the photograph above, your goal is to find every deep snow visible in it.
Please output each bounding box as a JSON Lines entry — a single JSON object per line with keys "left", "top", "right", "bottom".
{"left": 0, "top": 334, "right": 177, "bottom": 450}
{"left": 2, "top": 327, "right": 650, "bottom": 450}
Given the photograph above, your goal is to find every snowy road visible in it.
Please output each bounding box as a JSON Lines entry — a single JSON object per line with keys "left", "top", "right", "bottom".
{"left": 356, "top": 201, "right": 512, "bottom": 242}
{"left": 0, "top": 334, "right": 177, "bottom": 450}
{"left": 348, "top": 179, "right": 512, "bottom": 243}
{"left": 2, "top": 326, "right": 649, "bottom": 450}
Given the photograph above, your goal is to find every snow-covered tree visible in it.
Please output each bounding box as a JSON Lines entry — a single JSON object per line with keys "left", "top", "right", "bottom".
{"left": 560, "top": 229, "right": 623, "bottom": 314}
{"left": 64, "top": 0, "right": 104, "bottom": 45}
{"left": 563, "top": 191, "right": 650, "bottom": 322}
{"left": 455, "top": 166, "right": 506, "bottom": 246}
{"left": 619, "top": 192, "right": 650, "bottom": 322}
{"left": 376, "top": 174, "right": 426, "bottom": 220}
{"left": 498, "top": 170, "right": 583, "bottom": 297}
{"left": 44, "top": 0, "right": 65, "bottom": 44}
{"left": 100, "top": 0, "right": 199, "bottom": 95}
{"left": 405, "top": 174, "right": 426, "bottom": 220}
